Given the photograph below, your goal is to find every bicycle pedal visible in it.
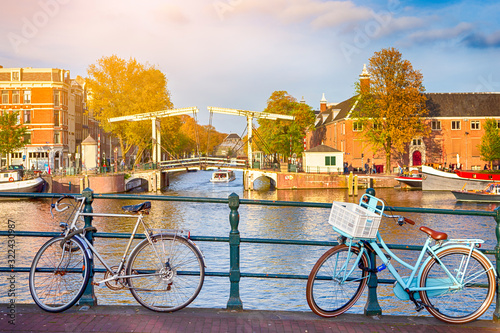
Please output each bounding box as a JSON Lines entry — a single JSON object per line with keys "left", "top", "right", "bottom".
{"left": 91, "top": 282, "right": 100, "bottom": 286}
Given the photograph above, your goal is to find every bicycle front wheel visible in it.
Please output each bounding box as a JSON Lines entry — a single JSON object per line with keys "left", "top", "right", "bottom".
{"left": 126, "top": 234, "right": 205, "bottom": 312}
{"left": 29, "top": 236, "right": 90, "bottom": 312}
{"left": 419, "top": 247, "right": 496, "bottom": 324}
{"left": 306, "top": 244, "right": 369, "bottom": 317}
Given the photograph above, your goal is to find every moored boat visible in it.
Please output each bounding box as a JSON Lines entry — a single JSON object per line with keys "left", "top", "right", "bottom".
{"left": 210, "top": 170, "right": 235, "bottom": 183}
{"left": 421, "top": 165, "right": 497, "bottom": 191}
{"left": 0, "top": 169, "right": 45, "bottom": 193}
{"left": 451, "top": 183, "right": 500, "bottom": 202}
{"left": 395, "top": 174, "right": 422, "bottom": 188}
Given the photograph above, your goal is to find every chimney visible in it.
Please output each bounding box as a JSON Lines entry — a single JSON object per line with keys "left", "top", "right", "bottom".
{"left": 359, "top": 64, "right": 370, "bottom": 93}
{"left": 320, "top": 93, "right": 327, "bottom": 112}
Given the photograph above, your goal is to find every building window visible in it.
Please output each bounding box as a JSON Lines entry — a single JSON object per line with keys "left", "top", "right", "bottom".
{"left": 412, "top": 139, "right": 422, "bottom": 146}
{"left": 451, "top": 121, "right": 461, "bottom": 130}
{"left": 431, "top": 120, "right": 441, "bottom": 130}
{"left": 12, "top": 90, "right": 20, "bottom": 104}
{"left": 353, "top": 122, "right": 363, "bottom": 131}
{"left": 23, "top": 133, "right": 31, "bottom": 144}
{"left": 54, "top": 132, "right": 60, "bottom": 144}
{"left": 471, "top": 120, "right": 480, "bottom": 130}
{"left": 340, "top": 141, "right": 344, "bottom": 152}
{"left": 325, "top": 156, "right": 336, "bottom": 166}
{"left": 54, "top": 110, "right": 59, "bottom": 126}
{"left": 11, "top": 152, "right": 22, "bottom": 159}
{"left": 23, "top": 90, "right": 31, "bottom": 104}
{"left": 1, "top": 91, "right": 8, "bottom": 104}
{"left": 23, "top": 110, "right": 31, "bottom": 124}
{"left": 54, "top": 91, "right": 60, "bottom": 106}
{"left": 341, "top": 123, "right": 345, "bottom": 135}
{"left": 12, "top": 72, "right": 19, "bottom": 81}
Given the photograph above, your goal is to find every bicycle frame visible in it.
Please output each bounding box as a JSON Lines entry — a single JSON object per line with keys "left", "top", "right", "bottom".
{"left": 63, "top": 197, "right": 162, "bottom": 285}
{"left": 351, "top": 232, "right": 494, "bottom": 296}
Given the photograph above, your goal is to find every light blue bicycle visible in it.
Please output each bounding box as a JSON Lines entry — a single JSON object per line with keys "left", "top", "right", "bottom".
{"left": 306, "top": 193, "right": 496, "bottom": 324}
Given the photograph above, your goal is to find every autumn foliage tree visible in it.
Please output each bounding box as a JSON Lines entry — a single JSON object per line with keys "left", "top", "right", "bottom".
{"left": 86, "top": 55, "right": 173, "bottom": 165}
{"left": 353, "top": 47, "right": 429, "bottom": 174}
{"left": 479, "top": 118, "right": 500, "bottom": 168}
{"left": 0, "top": 111, "right": 27, "bottom": 165}
{"left": 257, "top": 91, "right": 315, "bottom": 160}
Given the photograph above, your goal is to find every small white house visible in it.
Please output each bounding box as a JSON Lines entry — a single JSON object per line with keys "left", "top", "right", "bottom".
{"left": 303, "top": 145, "right": 344, "bottom": 173}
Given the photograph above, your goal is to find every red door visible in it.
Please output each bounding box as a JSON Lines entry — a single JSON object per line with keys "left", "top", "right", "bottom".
{"left": 412, "top": 151, "right": 422, "bottom": 166}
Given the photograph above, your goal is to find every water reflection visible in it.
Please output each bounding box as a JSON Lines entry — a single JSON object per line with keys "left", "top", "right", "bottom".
{"left": 0, "top": 170, "right": 497, "bottom": 319}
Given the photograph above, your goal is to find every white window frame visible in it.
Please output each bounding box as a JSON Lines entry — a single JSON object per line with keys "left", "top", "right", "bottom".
{"left": 451, "top": 121, "right": 461, "bottom": 130}
{"left": 470, "top": 120, "right": 480, "bottom": 130}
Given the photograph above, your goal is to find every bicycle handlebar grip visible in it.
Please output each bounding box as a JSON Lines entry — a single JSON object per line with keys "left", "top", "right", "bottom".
{"left": 404, "top": 217, "right": 415, "bottom": 225}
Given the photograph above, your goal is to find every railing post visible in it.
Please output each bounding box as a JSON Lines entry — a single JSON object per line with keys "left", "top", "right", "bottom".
{"left": 364, "top": 187, "right": 381, "bottom": 316}
{"left": 364, "top": 250, "right": 382, "bottom": 316}
{"left": 79, "top": 187, "right": 97, "bottom": 306}
{"left": 227, "top": 192, "right": 243, "bottom": 310}
{"left": 493, "top": 207, "right": 500, "bottom": 321}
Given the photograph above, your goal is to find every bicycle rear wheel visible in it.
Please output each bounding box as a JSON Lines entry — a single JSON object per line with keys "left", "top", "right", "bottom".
{"left": 306, "top": 244, "right": 369, "bottom": 317}
{"left": 126, "top": 233, "right": 205, "bottom": 312}
{"left": 419, "top": 247, "right": 496, "bottom": 324}
{"left": 29, "top": 236, "right": 90, "bottom": 312}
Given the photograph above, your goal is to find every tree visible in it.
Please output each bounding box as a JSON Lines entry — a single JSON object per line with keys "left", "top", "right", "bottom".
{"left": 479, "top": 118, "right": 500, "bottom": 168}
{"left": 0, "top": 111, "right": 27, "bottom": 165}
{"left": 86, "top": 55, "right": 173, "bottom": 165}
{"left": 353, "top": 47, "right": 429, "bottom": 174}
{"left": 257, "top": 91, "right": 315, "bottom": 160}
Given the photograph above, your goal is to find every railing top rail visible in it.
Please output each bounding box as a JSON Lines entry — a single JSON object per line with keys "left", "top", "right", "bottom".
{"left": 0, "top": 191, "right": 496, "bottom": 217}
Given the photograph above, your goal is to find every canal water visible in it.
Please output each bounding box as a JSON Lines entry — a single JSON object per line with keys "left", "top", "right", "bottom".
{"left": 1, "top": 170, "right": 498, "bottom": 319}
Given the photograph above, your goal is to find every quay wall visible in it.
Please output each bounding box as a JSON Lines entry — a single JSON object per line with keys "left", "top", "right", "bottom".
{"left": 275, "top": 172, "right": 398, "bottom": 190}
{"left": 42, "top": 173, "right": 125, "bottom": 193}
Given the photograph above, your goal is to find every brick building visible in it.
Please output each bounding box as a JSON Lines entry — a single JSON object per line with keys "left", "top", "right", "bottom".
{"left": 0, "top": 66, "right": 99, "bottom": 171}
{"left": 306, "top": 66, "right": 500, "bottom": 173}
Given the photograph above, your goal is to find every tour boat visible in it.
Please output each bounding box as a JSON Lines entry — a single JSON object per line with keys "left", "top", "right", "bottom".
{"left": 210, "top": 170, "right": 236, "bottom": 183}
{"left": 421, "top": 165, "right": 499, "bottom": 191}
{"left": 0, "top": 169, "right": 45, "bottom": 193}
{"left": 451, "top": 183, "right": 500, "bottom": 202}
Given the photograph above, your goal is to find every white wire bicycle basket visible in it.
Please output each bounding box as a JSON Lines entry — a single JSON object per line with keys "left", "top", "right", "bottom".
{"left": 328, "top": 194, "right": 384, "bottom": 240}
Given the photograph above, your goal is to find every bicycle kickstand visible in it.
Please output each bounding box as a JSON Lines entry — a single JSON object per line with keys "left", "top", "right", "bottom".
{"left": 406, "top": 289, "right": 438, "bottom": 312}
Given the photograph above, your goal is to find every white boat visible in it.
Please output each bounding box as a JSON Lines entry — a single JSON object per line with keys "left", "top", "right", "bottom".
{"left": 422, "top": 165, "right": 497, "bottom": 191}
{"left": 0, "top": 170, "right": 45, "bottom": 193}
{"left": 210, "top": 170, "right": 235, "bottom": 183}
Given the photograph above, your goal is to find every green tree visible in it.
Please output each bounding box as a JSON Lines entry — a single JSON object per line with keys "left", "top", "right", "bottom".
{"left": 0, "top": 111, "right": 27, "bottom": 164}
{"left": 353, "top": 47, "right": 429, "bottom": 174}
{"left": 86, "top": 55, "right": 173, "bottom": 165}
{"left": 479, "top": 118, "right": 500, "bottom": 168}
{"left": 257, "top": 91, "right": 315, "bottom": 160}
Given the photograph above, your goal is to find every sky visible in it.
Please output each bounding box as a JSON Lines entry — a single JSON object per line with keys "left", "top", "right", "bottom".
{"left": 1, "top": 0, "right": 499, "bottom": 135}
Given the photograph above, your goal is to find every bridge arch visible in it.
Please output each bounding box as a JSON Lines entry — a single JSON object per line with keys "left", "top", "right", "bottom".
{"left": 244, "top": 170, "right": 278, "bottom": 190}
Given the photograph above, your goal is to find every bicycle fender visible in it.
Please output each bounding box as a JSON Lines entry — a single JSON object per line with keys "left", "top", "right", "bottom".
{"left": 73, "top": 234, "right": 93, "bottom": 260}
{"left": 417, "top": 244, "right": 496, "bottom": 285}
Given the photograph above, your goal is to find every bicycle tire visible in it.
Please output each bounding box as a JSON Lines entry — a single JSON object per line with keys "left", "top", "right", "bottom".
{"left": 419, "top": 246, "right": 496, "bottom": 324}
{"left": 29, "top": 236, "right": 90, "bottom": 312}
{"left": 306, "top": 244, "right": 369, "bottom": 317}
{"left": 126, "top": 233, "right": 205, "bottom": 312}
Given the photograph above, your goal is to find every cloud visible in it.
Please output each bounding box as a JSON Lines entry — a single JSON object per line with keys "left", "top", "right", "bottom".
{"left": 462, "top": 30, "right": 500, "bottom": 48}
{"left": 217, "top": 0, "right": 374, "bottom": 28}
{"left": 400, "top": 22, "right": 475, "bottom": 46}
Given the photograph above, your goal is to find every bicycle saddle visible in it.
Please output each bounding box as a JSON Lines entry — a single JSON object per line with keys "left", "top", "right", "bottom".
{"left": 419, "top": 226, "right": 448, "bottom": 240}
{"left": 122, "top": 202, "right": 151, "bottom": 213}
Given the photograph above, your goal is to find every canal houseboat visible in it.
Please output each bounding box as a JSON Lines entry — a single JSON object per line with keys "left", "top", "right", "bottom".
{"left": 0, "top": 169, "right": 45, "bottom": 193}
{"left": 421, "top": 165, "right": 499, "bottom": 191}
